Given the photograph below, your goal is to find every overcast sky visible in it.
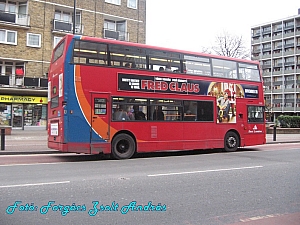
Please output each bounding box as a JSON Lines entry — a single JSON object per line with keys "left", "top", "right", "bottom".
{"left": 146, "top": 0, "right": 300, "bottom": 52}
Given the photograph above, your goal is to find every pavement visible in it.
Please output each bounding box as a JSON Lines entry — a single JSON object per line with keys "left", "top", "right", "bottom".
{"left": 0, "top": 129, "right": 299, "bottom": 155}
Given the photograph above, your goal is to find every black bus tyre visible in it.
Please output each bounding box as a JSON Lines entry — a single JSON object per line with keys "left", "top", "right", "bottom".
{"left": 111, "top": 134, "right": 135, "bottom": 159}
{"left": 224, "top": 131, "right": 239, "bottom": 152}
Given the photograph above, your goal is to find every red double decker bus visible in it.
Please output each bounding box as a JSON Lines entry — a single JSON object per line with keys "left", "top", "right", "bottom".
{"left": 48, "top": 34, "right": 266, "bottom": 159}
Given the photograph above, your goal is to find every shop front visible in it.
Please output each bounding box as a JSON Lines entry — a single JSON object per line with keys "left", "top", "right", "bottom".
{"left": 0, "top": 95, "right": 47, "bottom": 129}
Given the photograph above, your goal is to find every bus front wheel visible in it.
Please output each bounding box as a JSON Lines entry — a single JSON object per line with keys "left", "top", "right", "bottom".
{"left": 111, "top": 134, "right": 135, "bottom": 159}
{"left": 224, "top": 131, "right": 239, "bottom": 152}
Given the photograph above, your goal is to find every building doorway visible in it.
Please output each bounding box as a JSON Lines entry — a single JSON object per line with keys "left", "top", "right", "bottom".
{"left": 12, "top": 104, "right": 23, "bottom": 127}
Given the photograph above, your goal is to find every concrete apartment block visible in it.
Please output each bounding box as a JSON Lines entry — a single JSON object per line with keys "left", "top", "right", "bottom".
{"left": 251, "top": 9, "right": 300, "bottom": 120}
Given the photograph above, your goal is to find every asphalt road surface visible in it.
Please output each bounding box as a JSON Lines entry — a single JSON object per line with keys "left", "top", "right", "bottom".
{"left": 1, "top": 143, "right": 300, "bottom": 225}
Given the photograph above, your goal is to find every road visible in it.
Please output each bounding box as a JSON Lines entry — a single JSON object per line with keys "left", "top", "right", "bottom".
{"left": 0, "top": 143, "right": 300, "bottom": 225}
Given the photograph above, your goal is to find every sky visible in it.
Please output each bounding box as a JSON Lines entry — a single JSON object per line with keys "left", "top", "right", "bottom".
{"left": 146, "top": 0, "right": 300, "bottom": 53}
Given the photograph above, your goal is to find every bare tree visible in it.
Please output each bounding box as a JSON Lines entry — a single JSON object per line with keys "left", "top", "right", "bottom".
{"left": 209, "top": 31, "right": 250, "bottom": 59}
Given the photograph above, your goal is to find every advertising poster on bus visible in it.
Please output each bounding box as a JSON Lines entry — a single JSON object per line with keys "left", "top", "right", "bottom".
{"left": 118, "top": 73, "right": 259, "bottom": 124}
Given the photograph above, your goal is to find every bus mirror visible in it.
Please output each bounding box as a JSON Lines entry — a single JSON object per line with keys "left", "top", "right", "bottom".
{"left": 62, "top": 101, "right": 67, "bottom": 106}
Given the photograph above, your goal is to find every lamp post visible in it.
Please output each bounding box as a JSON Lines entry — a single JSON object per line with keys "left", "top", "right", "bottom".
{"left": 73, "top": 0, "right": 76, "bottom": 34}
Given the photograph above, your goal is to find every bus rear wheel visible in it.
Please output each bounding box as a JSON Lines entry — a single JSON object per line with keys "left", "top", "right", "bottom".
{"left": 224, "top": 131, "right": 239, "bottom": 152}
{"left": 111, "top": 134, "right": 135, "bottom": 159}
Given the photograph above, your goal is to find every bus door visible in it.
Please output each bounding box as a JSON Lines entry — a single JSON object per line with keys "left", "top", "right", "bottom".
{"left": 235, "top": 99, "right": 247, "bottom": 133}
{"left": 90, "top": 93, "right": 110, "bottom": 149}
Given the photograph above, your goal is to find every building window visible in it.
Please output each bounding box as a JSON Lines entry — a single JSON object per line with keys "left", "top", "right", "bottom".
{"left": 0, "top": 0, "right": 16, "bottom": 13}
{"left": 53, "top": 36, "right": 63, "bottom": 48}
{"left": 54, "top": 9, "right": 82, "bottom": 33}
{"left": 104, "top": 19, "right": 127, "bottom": 41}
{"left": 127, "top": 0, "right": 137, "bottom": 9}
{"left": 0, "top": 61, "right": 25, "bottom": 86}
{"left": 27, "top": 33, "right": 41, "bottom": 48}
{"left": 55, "top": 10, "right": 72, "bottom": 23}
{"left": 0, "top": 29, "right": 17, "bottom": 45}
{"left": 105, "top": 0, "right": 121, "bottom": 5}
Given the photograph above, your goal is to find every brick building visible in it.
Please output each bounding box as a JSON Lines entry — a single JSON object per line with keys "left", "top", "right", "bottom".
{"left": 0, "top": 0, "right": 146, "bottom": 128}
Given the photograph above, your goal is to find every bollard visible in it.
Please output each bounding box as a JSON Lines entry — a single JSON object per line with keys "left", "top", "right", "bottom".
{"left": 1, "top": 128, "right": 5, "bottom": 150}
{"left": 273, "top": 126, "right": 276, "bottom": 141}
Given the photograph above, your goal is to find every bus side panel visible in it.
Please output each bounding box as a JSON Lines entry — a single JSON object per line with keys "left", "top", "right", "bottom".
{"left": 115, "top": 122, "right": 225, "bottom": 153}
{"left": 243, "top": 133, "right": 266, "bottom": 146}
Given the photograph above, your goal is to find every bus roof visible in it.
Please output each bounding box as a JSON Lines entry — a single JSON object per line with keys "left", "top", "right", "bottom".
{"left": 64, "top": 34, "right": 259, "bottom": 65}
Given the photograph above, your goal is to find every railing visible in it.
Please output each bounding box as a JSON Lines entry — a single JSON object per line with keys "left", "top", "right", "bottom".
{"left": 284, "top": 25, "right": 294, "bottom": 30}
{"left": 52, "top": 19, "right": 84, "bottom": 34}
{"left": 0, "top": 75, "right": 47, "bottom": 89}
{"left": 262, "top": 64, "right": 271, "bottom": 69}
{"left": 0, "top": 10, "right": 30, "bottom": 26}
{"left": 103, "top": 28, "right": 129, "bottom": 41}
{"left": 282, "top": 107, "right": 295, "bottom": 111}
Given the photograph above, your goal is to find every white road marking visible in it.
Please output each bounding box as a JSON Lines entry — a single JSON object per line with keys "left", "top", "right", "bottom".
{"left": 0, "top": 162, "right": 66, "bottom": 167}
{"left": 4, "top": 144, "right": 47, "bottom": 146}
{"left": 0, "top": 181, "right": 70, "bottom": 188}
{"left": 147, "top": 166, "right": 263, "bottom": 177}
{"left": 0, "top": 153, "right": 73, "bottom": 157}
{"left": 240, "top": 213, "right": 283, "bottom": 222}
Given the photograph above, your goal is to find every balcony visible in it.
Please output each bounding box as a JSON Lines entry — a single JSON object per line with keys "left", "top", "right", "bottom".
{"left": 273, "top": 80, "right": 283, "bottom": 85}
{"left": 272, "top": 52, "right": 282, "bottom": 58}
{"left": 262, "top": 47, "right": 271, "bottom": 52}
{"left": 262, "top": 71, "right": 271, "bottom": 76}
{"left": 264, "top": 89, "right": 271, "bottom": 94}
{"left": 262, "top": 36, "right": 271, "bottom": 42}
{"left": 284, "top": 69, "right": 295, "bottom": 74}
{"left": 103, "top": 29, "right": 129, "bottom": 41}
{"left": 252, "top": 55, "right": 260, "bottom": 60}
{"left": 284, "top": 88, "right": 295, "bottom": 92}
{"left": 262, "top": 64, "right": 271, "bottom": 69}
{"left": 261, "top": 54, "right": 271, "bottom": 59}
{"left": 273, "top": 45, "right": 282, "bottom": 50}
{"left": 251, "top": 39, "right": 261, "bottom": 44}
{"left": 284, "top": 43, "right": 294, "bottom": 48}
{"left": 284, "top": 25, "right": 294, "bottom": 30}
{"left": 272, "top": 35, "right": 282, "bottom": 41}
{"left": 52, "top": 19, "right": 84, "bottom": 34}
{"left": 0, "top": 75, "right": 9, "bottom": 85}
{"left": 262, "top": 29, "right": 271, "bottom": 35}
{"left": 0, "top": 10, "right": 30, "bottom": 27}
{"left": 0, "top": 75, "right": 47, "bottom": 89}
{"left": 284, "top": 50, "right": 294, "bottom": 56}
{"left": 284, "top": 98, "right": 295, "bottom": 103}
{"left": 273, "top": 71, "right": 282, "bottom": 75}
{"left": 283, "top": 107, "right": 294, "bottom": 111}
{"left": 283, "top": 32, "right": 294, "bottom": 38}
{"left": 273, "top": 62, "right": 282, "bottom": 67}
{"left": 273, "top": 27, "right": 282, "bottom": 32}
{"left": 284, "top": 61, "right": 295, "bottom": 66}
{"left": 252, "top": 32, "right": 261, "bottom": 38}
{"left": 285, "top": 79, "right": 295, "bottom": 85}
